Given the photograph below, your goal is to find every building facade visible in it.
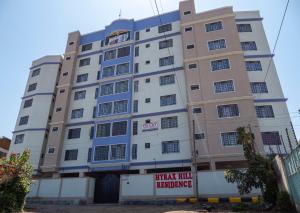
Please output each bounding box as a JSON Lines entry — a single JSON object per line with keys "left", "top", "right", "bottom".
{"left": 0, "top": 137, "right": 11, "bottom": 158}
{"left": 10, "top": 0, "right": 297, "bottom": 203}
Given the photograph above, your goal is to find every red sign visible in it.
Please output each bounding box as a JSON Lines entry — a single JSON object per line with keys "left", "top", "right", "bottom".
{"left": 155, "top": 172, "right": 193, "bottom": 189}
{"left": 142, "top": 122, "right": 158, "bottom": 132}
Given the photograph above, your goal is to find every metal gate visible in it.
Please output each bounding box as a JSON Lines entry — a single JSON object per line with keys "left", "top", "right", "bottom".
{"left": 94, "top": 174, "right": 120, "bottom": 203}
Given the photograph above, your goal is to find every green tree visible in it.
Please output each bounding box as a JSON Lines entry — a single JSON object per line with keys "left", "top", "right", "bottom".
{"left": 0, "top": 149, "right": 33, "bottom": 213}
{"left": 224, "top": 127, "right": 278, "bottom": 204}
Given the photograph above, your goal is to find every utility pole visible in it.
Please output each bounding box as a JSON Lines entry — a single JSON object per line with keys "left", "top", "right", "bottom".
{"left": 192, "top": 120, "right": 198, "bottom": 199}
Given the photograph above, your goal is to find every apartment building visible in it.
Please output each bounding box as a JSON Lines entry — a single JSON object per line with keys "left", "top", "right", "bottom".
{"left": 10, "top": 0, "right": 297, "bottom": 203}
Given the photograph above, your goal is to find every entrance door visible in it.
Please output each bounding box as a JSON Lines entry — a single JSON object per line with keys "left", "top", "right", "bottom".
{"left": 94, "top": 174, "right": 120, "bottom": 203}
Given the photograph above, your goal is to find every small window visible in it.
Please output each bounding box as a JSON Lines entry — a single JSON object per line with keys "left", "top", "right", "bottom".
{"left": 74, "top": 90, "right": 86, "bottom": 100}
{"left": 160, "top": 94, "right": 176, "bottom": 106}
{"left": 95, "top": 87, "right": 99, "bottom": 99}
{"left": 145, "top": 98, "right": 151, "bottom": 103}
{"left": 79, "top": 58, "right": 90, "bottom": 67}
{"left": 97, "top": 71, "right": 101, "bottom": 80}
{"left": 68, "top": 128, "right": 81, "bottom": 139}
{"left": 133, "top": 121, "right": 138, "bottom": 135}
{"left": 211, "top": 59, "right": 230, "bottom": 71}
{"left": 255, "top": 105, "right": 275, "bottom": 118}
{"left": 76, "top": 73, "right": 88, "bottom": 82}
{"left": 56, "top": 107, "right": 62, "bottom": 112}
{"left": 82, "top": 43, "right": 93, "bottom": 52}
{"left": 101, "top": 40, "right": 104, "bottom": 47}
{"left": 261, "top": 131, "right": 281, "bottom": 145}
{"left": 99, "top": 55, "right": 103, "bottom": 65}
{"left": 14, "top": 134, "right": 24, "bottom": 144}
{"left": 93, "top": 106, "right": 97, "bottom": 118}
{"left": 188, "top": 63, "right": 197, "bottom": 69}
{"left": 145, "top": 78, "right": 150, "bottom": 83}
{"left": 135, "top": 31, "right": 140, "bottom": 41}
{"left": 159, "top": 39, "right": 173, "bottom": 49}
{"left": 245, "top": 61, "right": 262, "bottom": 71}
{"left": 241, "top": 41, "right": 257, "bottom": 51}
{"left": 158, "top": 23, "right": 172, "bottom": 33}
{"left": 221, "top": 132, "right": 238, "bottom": 146}
{"left": 90, "top": 126, "right": 94, "bottom": 139}
{"left": 146, "top": 43, "right": 150, "bottom": 48}
{"left": 208, "top": 39, "right": 226, "bottom": 51}
{"left": 145, "top": 119, "right": 151, "bottom": 124}
{"left": 205, "top": 21, "right": 223, "bottom": 32}
{"left": 184, "top": 11, "right": 191, "bottom": 15}
{"left": 52, "top": 127, "right": 59, "bottom": 132}
{"left": 71, "top": 108, "right": 84, "bottom": 119}
{"left": 48, "top": 147, "right": 55, "bottom": 154}
{"left": 159, "top": 56, "right": 174, "bottom": 67}
{"left": 27, "top": 83, "right": 37, "bottom": 92}
{"left": 145, "top": 143, "right": 150, "bottom": 149}
{"left": 237, "top": 24, "right": 252, "bottom": 32}
{"left": 118, "top": 46, "right": 130, "bottom": 58}
{"left": 63, "top": 72, "right": 68, "bottom": 76}
{"left": 186, "top": 44, "right": 195, "bottom": 49}
{"left": 184, "top": 27, "right": 193, "bottom": 32}
{"left": 214, "top": 80, "right": 234, "bottom": 93}
{"left": 132, "top": 144, "right": 137, "bottom": 159}
{"left": 250, "top": 82, "right": 268, "bottom": 93}
{"left": 23, "top": 99, "right": 33, "bottom": 108}
{"left": 87, "top": 148, "right": 92, "bottom": 162}
{"left": 66, "top": 56, "right": 71, "bottom": 60}
{"left": 31, "top": 68, "right": 40, "bottom": 77}
{"left": 133, "top": 100, "right": 138, "bottom": 113}
{"left": 217, "top": 104, "right": 239, "bottom": 118}
{"left": 69, "top": 41, "right": 74, "bottom": 45}
{"left": 146, "top": 28, "right": 150, "bottom": 32}
{"left": 135, "top": 46, "right": 139, "bottom": 57}
{"left": 64, "top": 149, "right": 78, "bottom": 161}
{"left": 145, "top": 60, "right": 150, "bottom": 64}
{"left": 195, "top": 133, "right": 205, "bottom": 140}
{"left": 161, "top": 116, "right": 178, "bottom": 129}
{"left": 160, "top": 74, "right": 175, "bottom": 86}
{"left": 134, "top": 80, "right": 139, "bottom": 92}
{"left": 162, "top": 140, "right": 179, "bottom": 153}
{"left": 134, "top": 63, "right": 139, "bottom": 74}
{"left": 191, "top": 85, "right": 200, "bottom": 90}
{"left": 193, "top": 107, "right": 202, "bottom": 114}
{"left": 19, "top": 116, "right": 29, "bottom": 125}
{"left": 60, "top": 89, "right": 65, "bottom": 93}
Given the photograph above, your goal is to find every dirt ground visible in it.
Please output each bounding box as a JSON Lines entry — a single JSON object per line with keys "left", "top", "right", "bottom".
{"left": 24, "top": 204, "right": 236, "bottom": 213}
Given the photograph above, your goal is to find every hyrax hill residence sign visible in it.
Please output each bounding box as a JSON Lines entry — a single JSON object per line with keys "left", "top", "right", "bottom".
{"left": 155, "top": 172, "right": 193, "bottom": 189}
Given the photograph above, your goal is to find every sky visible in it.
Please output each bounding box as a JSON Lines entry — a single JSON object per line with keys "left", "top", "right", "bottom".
{"left": 0, "top": 0, "right": 299, "bottom": 139}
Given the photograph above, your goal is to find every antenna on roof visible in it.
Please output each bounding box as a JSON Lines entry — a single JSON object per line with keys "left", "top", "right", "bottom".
{"left": 119, "top": 10, "right": 122, "bottom": 19}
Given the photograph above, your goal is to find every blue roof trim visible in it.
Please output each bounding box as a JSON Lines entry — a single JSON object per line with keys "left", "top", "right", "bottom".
{"left": 135, "top": 32, "right": 181, "bottom": 45}
{"left": 235, "top": 18, "right": 263, "bottom": 22}
{"left": 72, "top": 82, "right": 99, "bottom": 90}
{"left": 12, "top": 128, "right": 49, "bottom": 134}
{"left": 66, "top": 121, "right": 95, "bottom": 127}
{"left": 131, "top": 159, "right": 192, "bottom": 166}
{"left": 133, "top": 66, "right": 183, "bottom": 79}
{"left": 80, "top": 30, "right": 105, "bottom": 45}
{"left": 30, "top": 62, "right": 61, "bottom": 70}
{"left": 254, "top": 98, "right": 288, "bottom": 103}
{"left": 244, "top": 54, "right": 274, "bottom": 59}
{"left": 22, "top": 92, "right": 55, "bottom": 99}
{"left": 132, "top": 108, "right": 187, "bottom": 119}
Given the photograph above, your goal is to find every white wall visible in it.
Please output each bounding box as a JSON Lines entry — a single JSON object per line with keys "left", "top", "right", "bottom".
{"left": 121, "top": 174, "right": 154, "bottom": 197}
{"left": 38, "top": 179, "right": 61, "bottom": 198}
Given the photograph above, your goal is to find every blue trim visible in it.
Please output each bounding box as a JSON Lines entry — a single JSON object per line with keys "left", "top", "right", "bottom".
{"left": 135, "top": 32, "right": 181, "bottom": 45}
{"left": 22, "top": 92, "right": 55, "bottom": 99}
{"left": 130, "top": 159, "right": 192, "bottom": 166}
{"left": 12, "top": 128, "right": 49, "bottom": 134}
{"left": 59, "top": 165, "right": 89, "bottom": 171}
{"left": 132, "top": 108, "right": 187, "bottom": 119}
{"left": 30, "top": 62, "right": 61, "bottom": 70}
{"left": 80, "top": 30, "right": 105, "bottom": 45}
{"left": 244, "top": 54, "right": 274, "bottom": 59}
{"left": 134, "top": 66, "right": 183, "bottom": 78}
{"left": 77, "top": 50, "right": 102, "bottom": 59}
{"left": 72, "top": 82, "right": 99, "bottom": 90}
{"left": 254, "top": 98, "right": 288, "bottom": 103}
{"left": 66, "top": 121, "right": 94, "bottom": 127}
{"left": 90, "top": 165, "right": 130, "bottom": 171}
{"left": 235, "top": 18, "right": 263, "bottom": 22}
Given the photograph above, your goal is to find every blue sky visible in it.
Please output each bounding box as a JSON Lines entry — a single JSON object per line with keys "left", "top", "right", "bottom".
{"left": 0, "top": 0, "right": 299, "bottom": 139}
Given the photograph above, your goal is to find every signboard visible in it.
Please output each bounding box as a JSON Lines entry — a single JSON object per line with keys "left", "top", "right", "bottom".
{"left": 106, "top": 31, "right": 130, "bottom": 45}
{"left": 142, "top": 122, "right": 158, "bottom": 132}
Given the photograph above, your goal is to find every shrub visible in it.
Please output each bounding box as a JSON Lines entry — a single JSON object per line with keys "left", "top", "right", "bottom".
{"left": 0, "top": 149, "right": 32, "bottom": 213}
{"left": 276, "top": 191, "right": 296, "bottom": 212}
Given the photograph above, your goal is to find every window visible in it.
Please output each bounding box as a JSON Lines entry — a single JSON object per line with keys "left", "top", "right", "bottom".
{"left": 211, "top": 59, "right": 230, "bottom": 71}
{"left": 159, "top": 56, "right": 174, "bottom": 67}
{"left": 134, "top": 63, "right": 139, "bottom": 73}
{"left": 69, "top": 41, "right": 74, "bottom": 45}
{"left": 67, "top": 128, "right": 81, "bottom": 139}
{"left": 101, "top": 40, "right": 104, "bottom": 47}
{"left": 114, "top": 100, "right": 128, "bottom": 113}
{"left": 104, "top": 49, "right": 117, "bottom": 61}
{"left": 133, "top": 121, "right": 138, "bottom": 135}
{"left": 74, "top": 90, "right": 86, "bottom": 100}
{"left": 118, "top": 46, "right": 130, "bottom": 58}
{"left": 145, "top": 60, "right": 150, "bottom": 65}
{"left": 241, "top": 41, "right": 257, "bottom": 51}
{"left": 221, "top": 132, "right": 237, "bottom": 146}
{"left": 100, "top": 83, "right": 113, "bottom": 96}
{"left": 111, "top": 144, "right": 126, "bottom": 160}
{"left": 188, "top": 63, "right": 197, "bottom": 69}
{"left": 261, "top": 132, "right": 281, "bottom": 145}
{"left": 162, "top": 140, "right": 179, "bottom": 154}
{"left": 76, "top": 73, "right": 88, "bottom": 82}
{"left": 146, "top": 28, "right": 150, "bottom": 32}
{"left": 27, "top": 83, "right": 37, "bottom": 92}
{"left": 87, "top": 148, "right": 92, "bottom": 162}
{"left": 99, "top": 55, "right": 103, "bottom": 65}
{"left": 95, "top": 87, "right": 99, "bottom": 99}
{"left": 146, "top": 43, "right": 150, "bottom": 48}
{"left": 102, "top": 66, "right": 115, "bottom": 78}
{"left": 112, "top": 121, "right": 127, "bottom": 136}
{"left": 98, "top": 102, "right": 112, "bottom": 116}
{"left": 23, "top": 99, "right": 33, "bottom": 108}
{"left": 96, "top": 123, "right": 111, "bottom": 137}
{"left": 134, "top": 80, "right": 139, "bottom": 92}
{"left": 145, "top": 143, "right": 150, "bottom": 149}
{"left": 214, "top": 80, "right": 234, "bottom": 93}
{"left": 184, "top": 11, "right": 191, "bottom": 15}
{"left": 161, "top": 116, "right": 178, "bottom": 129}
{"left": 63, "top": 72, "right": 68, "bottom": 76}
{"left": 133, "top": 100, "right": 138, "bottom": 113}
{"left": 56, "top": 107, "right": 62, "bottom": 112}
{"left": 97, "top": 71, "right": 101, "bottom": 80}
{"left": 256, "top": 105, "right": 274, "bottom": 118}
{"left": 237, "top": 24, "right": 252, "bottom": 32}
{"left": 93, "top": 106, "right": 97, "bottom": 118}
{"left": 94, "top": 146, "right": 109, "bottom": 161}
{"left": 208, "top": 39, "right": 226, "bottom": 51}
{"left": 185, "top": 26, "right": 193, "bottom": 32}
{"left": 31, "top": 68, "right": 40, "bottom": 77}
{"left": 191, "top": 85, "right": 200, "bottom": 90}
{"left": 79, "top": 58, "right": 90, "bottom": 67}
{"left": 159, "top": 39, "right": 173, "bottom": 49}
{"left": 160, "top": 74, "right": 175, "bottom": 86}
{"left": 245, "top": 61, "right": 262, "bottom": 71}
{"left": 195, "top": 133, "right": 205, "bottom": 140}
{"left": 66, "top": 56, "right": 71, "bottom": 60}
{"left": 64, "top": 149, "right": 78, "bottom": 161}
{"left": 217, "top": 104, "right": 239, "bottom": 118}
{"left": 19, "top": 116, "right": 29, "bottom": 125}
{"left": 193, "top": 107, "right": 202, "bottom": 114}
{"left": 71, "top": 108, "right": 83, "bottom": 119}
{"left": 132, "top": 144, "right": 137, "bottom": 159}
{"left": 135, "top": 31, "right": 140, "bottom": 41}
{"left": 115, "top": 80, "right": 128, "bottom": 93}
{"left": 116, "top": 63, "right": 129, "bottom": 75}
{"left": 48, "top": 147, "right": 55, "bottom": 154}
{"left": 60, "top": 89, "right": 65, "bottom": 93}
{"left": 160, "top": 94, "right": 176, "bottom": 106}
{"left": 145, "top": 98, "right": 150, "bottom": 103}
{"left": 15, "top": 134, "right": 24, "bottom": 144}
{"left": 134, "top": 46, "right": 139, "bottom": 57}
{"left": 205, "top": 21, "right": 223, "bottom": 32}
{"left": 145, "top": 78, "right": 150, "bottom": 83}
{"left": 186, "top": 44, "right": 194, "bottom": 49}
{"left": 250, "top": 82, "right": 268, "bottom": 93}
{"left": 158, "top": 23, "right": 172, "bottom": 33}
{"left": 82, "top": 43, "right": 92, "bottom": 51}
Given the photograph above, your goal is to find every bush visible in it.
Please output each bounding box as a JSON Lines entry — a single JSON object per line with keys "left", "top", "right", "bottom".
{"left": 276, "top": 191, "right": 296, "bottom": 212}
{"left": 0, "top": 149, "right": 32, "bottom": 213}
